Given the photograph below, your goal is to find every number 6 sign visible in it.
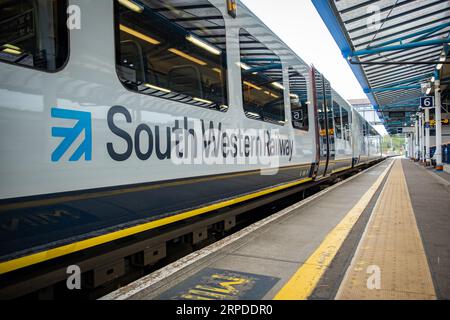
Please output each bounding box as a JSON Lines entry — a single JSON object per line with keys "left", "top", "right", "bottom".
{"left": 420, "top": 96, "right": 434, "bottom": 108}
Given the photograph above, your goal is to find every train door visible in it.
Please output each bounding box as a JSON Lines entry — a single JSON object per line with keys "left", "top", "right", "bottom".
{"left": 312, "top": 68, "right": 332, "bottom": 178}
{"left": 324, "top": 77, "right": 335, "bottom": 173}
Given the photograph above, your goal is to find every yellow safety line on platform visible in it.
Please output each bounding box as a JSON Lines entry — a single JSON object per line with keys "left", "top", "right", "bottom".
{"left": 0, "top": 177, "right": 313, "bottom": 275}
{"left": 274, "top": 160, "right": 394, "bottom": 300}
{"left": 336, "top": 160, "right": 436, "bottom": 299}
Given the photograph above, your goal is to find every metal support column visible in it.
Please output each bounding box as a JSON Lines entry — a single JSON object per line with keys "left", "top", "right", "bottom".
{"left": 435, "top": 79, "right": 443, "bottom": 170}
{"left": 407, "top": 134, "right": 411, "bottom": 158}
{"left": 414, "top": 119, "right": 419, "bottom": 160}
{"left": 425, "top": 107, "right": 430, "bottom": 166}
{"left": 419, "top": 113, "right": 423, "bottom": 162}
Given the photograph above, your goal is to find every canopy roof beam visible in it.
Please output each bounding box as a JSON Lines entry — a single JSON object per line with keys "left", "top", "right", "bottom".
{"left": 348, "top": 38, "right": 450, "bottom": 58}
{"left": 366, "top": 22, "right": 450, "bottom": 50}
{"left": 367, "top": 85, "right": 422, "bottom": 93}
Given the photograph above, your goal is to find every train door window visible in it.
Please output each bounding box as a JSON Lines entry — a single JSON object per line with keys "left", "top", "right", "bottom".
{"left": 314, "top": 70, "right": 327, "bottom": 156}
{"left": 0, "top": 0, "right": 68, "bottom": 71}
{"left": 239, "top": 29, "right": 285, "bottom": 125}
{"left": 348, "top": 110, "right": 352, "bottom": 141}
{"left": 323, "top": 78, "right": 335, "bottom": 156}
{"left": 114, "top": 0, "right": 228, "bottom": 112}
{"left": 324, "top": 80, "right": 334, "bottom": 136}
{"left": 360, "top": 118, "right": 366, "bottom": 153}
{"left": 370, "top": 128, "right": 376, "bottom": 147}
{"left": 333, "top": 101, "right": 342, "bottom": 139}
{"left": 288, "top": 67, "right": 308, "bottom": 131}
{"left": 341, "top": 107, "right": 350, "bottom": 141}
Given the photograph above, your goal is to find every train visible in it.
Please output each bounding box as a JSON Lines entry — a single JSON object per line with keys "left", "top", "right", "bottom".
{"left": 0, "top": 0, "right": 382, "bottom": 296}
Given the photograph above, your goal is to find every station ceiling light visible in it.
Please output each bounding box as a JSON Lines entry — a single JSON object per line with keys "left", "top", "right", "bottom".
{"left": 193, "top": 97, "right": 213, "bottom": 104}
{"left": 243, "top": 81, "right": 262, "bottom": 91}
{"left": 238, "top": 62, "right": 251, "bottom": 70}
{"left": 437, "top": 51, "right": 446, "bottom": 70}
{"left": 271, "top": 82, "right": 284, "bottom": 90}
{"left": 118, "top": 0, "right": 144, "bottom": 13}
{"left": 247, "top": 112, "right": 260, "bottom": 118}
{"left": 168, "top": 48, "right": 207, "bottom": 66}
{"left": 119, "top": 24, "right": 160, "bottom": 45}
{"left": 2, "top": 48, "right": 22, "bottom": 55}
{"left": 144, "top": 83, "right": 171, "bottom": 93}
{"left": 2, "top": 43, "right": 22, "bottom": 55}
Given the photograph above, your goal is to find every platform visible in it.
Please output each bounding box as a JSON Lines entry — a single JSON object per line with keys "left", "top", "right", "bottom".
{"left": 102, "top": 158, "right": 450, "bottom": 300}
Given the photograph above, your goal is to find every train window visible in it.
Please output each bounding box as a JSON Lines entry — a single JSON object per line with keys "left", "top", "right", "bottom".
{"left": 288, "top": 68, "right": 308, "bottom": 131}
{"left": 239, "top": 29, "right": 285, "bottom": 125}
{"left": 333, "top": 101, "right": 342, "bottom": 139}
{"left": 0, "top": 0, "right": 68, "bottom": 71}
{"left": 114, "top": 0, "right": 228, "bottom": 112}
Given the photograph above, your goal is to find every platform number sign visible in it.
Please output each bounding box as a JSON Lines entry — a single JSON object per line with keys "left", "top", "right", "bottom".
{"left": 420, "top": 96, "right": 434, "bottom": 108}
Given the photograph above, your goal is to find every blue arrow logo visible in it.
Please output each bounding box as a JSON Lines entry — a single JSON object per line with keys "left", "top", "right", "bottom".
{"left": 51, "top": 108, "right": 92, "bottom": 162}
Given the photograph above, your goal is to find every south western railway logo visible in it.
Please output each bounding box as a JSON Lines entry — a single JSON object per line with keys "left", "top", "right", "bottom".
{"left": 51, "top": 106, "right": 295, "bottom": 163}
{"left": 51, "top": 108, "right": 92, "bottom": 162}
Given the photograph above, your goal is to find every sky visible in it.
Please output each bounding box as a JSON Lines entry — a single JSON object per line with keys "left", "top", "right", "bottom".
{"left": 240, "top": 0, "right": 389, "bottom": 135}
{"left": 241, "top": 0, "right": 367, "bottom": 100}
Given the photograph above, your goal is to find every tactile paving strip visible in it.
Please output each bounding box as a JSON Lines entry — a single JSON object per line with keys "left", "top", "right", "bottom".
{"left": 336, "top": 160, "right": 436, "bottom": 300}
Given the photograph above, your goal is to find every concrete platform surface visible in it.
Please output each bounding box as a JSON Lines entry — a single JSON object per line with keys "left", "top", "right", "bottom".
{"left": 102, "top": 158, "right": 450, "bottom": 300}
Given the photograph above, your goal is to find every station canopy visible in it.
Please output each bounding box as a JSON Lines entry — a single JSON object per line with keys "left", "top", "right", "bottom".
{"left": 313, "top": 0, "right": 450, "bottom": 135}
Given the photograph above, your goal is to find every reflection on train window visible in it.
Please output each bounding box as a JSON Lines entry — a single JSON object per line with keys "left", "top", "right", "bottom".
{"left": 114, "top": 0, "right": 228, "bottom": 112}
{"left": 341, "top": 107, "right": 350, "bottom": 141}
{"left": 288, "top": 68, "right": 308, "bottom": 131}
{"left": 0, "top": 0, "right": 68, "bottom": 71}
{"left": 333, "top": 101, "right": 342, "bottom": 139}
{"left": 324, "top": 80, "right": 334, "bottom": 137}
{"left": 239, "top": 29, "right": 285, "bottom": 125}
{"left": 315, "top": 69, "right": 326, "bottom": 135}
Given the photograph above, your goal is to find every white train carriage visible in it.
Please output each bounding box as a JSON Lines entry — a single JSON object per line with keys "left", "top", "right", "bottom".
{"left": 0, "top": 0, "right": 382, "bottom": 276}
